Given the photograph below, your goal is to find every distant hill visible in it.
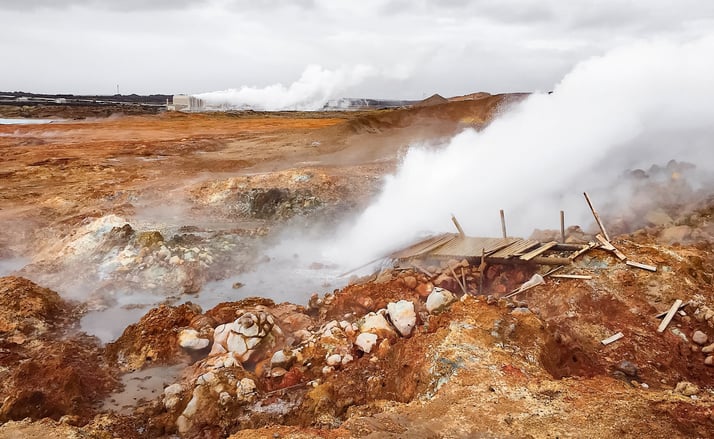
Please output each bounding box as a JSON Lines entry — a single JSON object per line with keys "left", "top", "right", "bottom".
{"left": 414, "top": 93, "right": 449, "bottom": 107}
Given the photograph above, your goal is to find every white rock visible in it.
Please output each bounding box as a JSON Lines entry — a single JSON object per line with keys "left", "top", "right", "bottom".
{"left": 326, "top": 354, "right": 342, "bottom": 366}
{"left": 246, "top": 336, "right": 263, "bottom": 350}
{"left": 387, "top": 300, "right": 417, "bottom": 337}
{"left": 236, "top": 378, "right": 256, "bottom": 403}
{"left": 322, "top": 365, "right": 334, "bottom": 374}
{"left": 226, "top": 332, "right": 248, "bottom": 356}
{"left": 341, "top": 354, "right": 354, "bottom": 365}
{"left": 163, "top": 383, "right": 184, "bottom": 410}
{"left": 182, "top": 388, "right": 201, "bottom": 418}
{"left": 271, "top": 350, "right": 291, "bottom": 368}
{"left": 426, "top": 287, "right": 456, "bottom": 313}
{"left": 359, "top": 312, "right": 396, "bottom": 336}
{"left": 234, "top": 315, "right": 260, "bottom": 337}
{"left": 178, "top": 328, "right": 210, "bottom": 350}
{"left": 355, "top": 332, "right": 378, "bottom": 353}
{"left": 196, "top": 371, "right": 217, "bottom": 386}
{"left": 169, "top": 255, "right": 182, "bottom": 265}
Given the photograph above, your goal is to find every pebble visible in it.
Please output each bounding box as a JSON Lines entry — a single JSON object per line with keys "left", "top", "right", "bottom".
{"left": 692, "top": 330, "right": 708, "bottom": 346}
{"left": 705, "top": 356, "right": 714, "bottom": 366}
{"left": 326, "top": 354, "right": 342, "bottom": 366}
{"left": 702, "top": 343, "right": 714, "bottom": 353}
{"left": 403, "top": 276, "right": 417, "bottom": 289}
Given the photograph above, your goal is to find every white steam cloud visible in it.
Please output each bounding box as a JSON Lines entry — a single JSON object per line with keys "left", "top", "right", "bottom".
{"left": 326, "top": 36, "right": 714, "bottom": 267}
{"left": 196, "top": 64, "right": 378, "bottom": 111}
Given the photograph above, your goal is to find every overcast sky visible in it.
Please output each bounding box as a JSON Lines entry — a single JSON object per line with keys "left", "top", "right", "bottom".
{"left": 2, "top": 0, "right": 713, "bottom": 98}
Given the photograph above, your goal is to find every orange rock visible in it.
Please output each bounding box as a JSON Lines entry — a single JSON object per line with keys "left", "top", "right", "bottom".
{"left": 403, "top": 276, "right": 417, "bottom": 289}
{"left": 416, "top": 282, "right": 433, "bottom": 298}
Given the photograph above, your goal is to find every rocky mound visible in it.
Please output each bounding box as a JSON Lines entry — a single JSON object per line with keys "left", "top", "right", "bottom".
{"left": 0, "top": 277, "right": 117, "bottom": 423}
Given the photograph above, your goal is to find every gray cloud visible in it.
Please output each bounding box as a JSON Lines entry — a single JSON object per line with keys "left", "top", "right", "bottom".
{"left": 1, "top": 0, "right": 713, "bottom": 96}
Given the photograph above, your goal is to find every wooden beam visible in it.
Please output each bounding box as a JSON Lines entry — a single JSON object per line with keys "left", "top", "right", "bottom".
{"left": 529, "top": 256, "right": 573, "bottom": 266}
{"left": 655, "top": 301, "right": 687, "bottom": 319}
{"left": 657, "top": 299, "right": 683, "bottom": 333}
{"left": 560, "top": 210, "right": 565, "bottom": 243}
{"left": 551, "top": 274, "right": 593, "bottom": 279}
{"left": 584, "top": 192, "right": 611, "bottom": 242}
{"left": 601, "top": 332, "right": 624, "bottom": 345}
{"left": 595, "top": 234, "right": 627, "bottom": 261}
{"left": 449, "top": 265, "right": 468, "bottom": 295}
{"left": 500, "top": 209, "right": 507, "bottom": 239}
{"left": 520, "top": 241, "right": 558, "bottom": 261}
{"left": 451, "top": 214, "right": 466, "bottom": 238}
{"left": 568, "top": 241, "right": 598, "bottom": 261}
{"left": 626, "top": 260, "right": 657, "bottom": 272}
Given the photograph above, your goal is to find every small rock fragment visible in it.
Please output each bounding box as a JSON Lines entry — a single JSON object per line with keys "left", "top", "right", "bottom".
{"left": 403, "top": 276, "right": 417, "bottom": 289}
{"left": 702, "top": 343, "right": 714, "bottom": 353}
{"left": 705, "top": 356, "right": 714, "bottom": 366}
{"left": 692, "top": 330, "right": 708, "bottom": 346}
{"left": 355, "top": 333, "right": 378, "bottom": 353}
{"left": 326, "top": 354, "right": 342, "bottom": 367}
{"left": 615, "top": 360, "right": 638, "bottom": 377}
{"left": 674, "top": 381, "right": 699, "bottom": 396}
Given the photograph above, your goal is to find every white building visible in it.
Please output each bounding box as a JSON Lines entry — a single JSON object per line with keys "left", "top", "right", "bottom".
{"left": 167, "top": 94, "right": 204, "bottom": 112}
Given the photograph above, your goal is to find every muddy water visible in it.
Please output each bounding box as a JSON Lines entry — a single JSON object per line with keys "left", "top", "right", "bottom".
{"left": 102, "top": 364, "right": 186, "bottom": 415}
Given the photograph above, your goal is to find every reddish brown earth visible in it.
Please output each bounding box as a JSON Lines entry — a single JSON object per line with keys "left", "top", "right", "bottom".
{"left": 1, "top": 96, "right": 713, "bottom": 438}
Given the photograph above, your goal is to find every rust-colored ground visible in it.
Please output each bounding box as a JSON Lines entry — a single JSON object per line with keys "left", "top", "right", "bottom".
{"left": 1, "top": 97, "right": 713, "bottom": 438}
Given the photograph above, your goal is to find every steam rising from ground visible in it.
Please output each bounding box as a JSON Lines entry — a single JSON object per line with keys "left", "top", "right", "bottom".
{"left": 196, "top": 65, "right": 378, "bottom": 111}
{"left": 326, "top": 36, "right": 714, "bottom": 267}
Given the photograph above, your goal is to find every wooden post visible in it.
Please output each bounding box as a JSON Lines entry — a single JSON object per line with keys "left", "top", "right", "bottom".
{"left": 560, "top": 210, "right": 565, "bottom": 243}
{"left": 500, "top": 209, "right": 507, "bottom": 239}
{"left": 451, "top": 214, "right": 466, "bottom": 238}
{"left": 583, "top": 192, "right": 611, "bottom": 242}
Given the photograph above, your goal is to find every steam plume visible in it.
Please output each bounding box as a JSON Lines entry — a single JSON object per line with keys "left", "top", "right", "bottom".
{"left": 326, "top": 36, "right": 714, "bottom": 267}
{"left": 196, "top": 64, "right": 378, "bottom": 111}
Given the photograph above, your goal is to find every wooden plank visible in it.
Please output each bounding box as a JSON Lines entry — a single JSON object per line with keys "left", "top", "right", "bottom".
{"left": 568, "top": 241, "right": 598, "bottom": 261}
{"left": 560, "top": 210, "right": 565, "bottom": 243}
{"left": 551, "top": 274, "right": 593, "bottom": 279}
{"left": 520, "top": 241, "right": 558, "bottom": 261}
{"left": 657, "top": 299, "right": 683, "bottom": 333}
{"left": 451, "top": 214, "right": 465, "bottom": 238}
{"left": 529, "top": 256, "right": 573, "bottom": 266}
{"left": 655, "top": 301, "right": 687, "bottom": 319}
{"left": 601, "top": 332, "right": 624, "bottom": 345}
{"left": 584, "top": 192, "right": 611, "bottom": 242}
{"left": 626, "top": 260, "right": 657, "bottom": 272}
{"left": 543, "top": 265, "right": 565, "bottom": 277}
{"left": 595, "top": 234, "right": 627, "bottom": 261}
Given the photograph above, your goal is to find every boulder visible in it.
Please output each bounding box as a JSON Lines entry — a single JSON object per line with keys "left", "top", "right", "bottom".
{"left": 426, "top": 287, "right": 456, "bottom": 313}
{"left": 386, "top": 300, "right": 416, "bottom": 337}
